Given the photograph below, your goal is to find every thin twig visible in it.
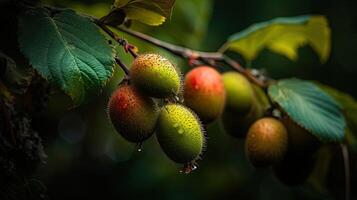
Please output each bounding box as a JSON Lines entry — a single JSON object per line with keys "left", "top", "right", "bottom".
{"left": 115, "top": 57, "right": 130, "bottom": 76}
{"left": 115, "top": 26, "right": 223, "bottom": 60}
{"left": 96, "top": 21, "right": 126, "bottom": 45}
{"left": 111, "top": 26, "right": 268, "bottom": 87}
{"left": 222, "top": 56, "right": 266, "bottom": 88}
{"left": 96, "top": 21, "right": 138, "bottom": 58}
{"left": 340, "top": 143, "right": 350, "bottom": 200}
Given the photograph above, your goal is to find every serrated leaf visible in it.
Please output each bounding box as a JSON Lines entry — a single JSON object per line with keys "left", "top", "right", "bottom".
{"left": 268, "top": 78, "right": 345, "bottom": 142}
{"left": 18, "top": 7, "right": 114, "bottom": 105}
{"left": 222, "top": 15, "right": 330, "bottom": 63}
{"left": 113, "top": 0, "right": 175, "bottom": 26}
{"left": 317, "top": 83, "right": 357, "bottom": 151}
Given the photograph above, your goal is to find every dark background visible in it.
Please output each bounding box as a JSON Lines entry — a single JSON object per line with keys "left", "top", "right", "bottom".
{"left": 2, "top": 0, "right": 357, "bottom": 199}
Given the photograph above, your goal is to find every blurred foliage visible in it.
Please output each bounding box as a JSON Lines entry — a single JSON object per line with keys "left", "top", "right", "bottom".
{"left": 6, "top": 0, "right": 356, "bottom": 199}
{"left": 112, "top": 0, "right": 175, "bottom": 26}
{"left": 222, "top": 15, "right": 330, "bottom": 63}
{"left": 318, "top": 83, "right": 357, "bottom": 152}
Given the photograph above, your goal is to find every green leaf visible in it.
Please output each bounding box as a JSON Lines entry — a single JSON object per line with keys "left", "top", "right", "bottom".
{"left": 222, "top": 15, "right": 331, "bottom": 63}
{"left": 113, "top": 0, "right": 175, "bottom": 26}
{"left": 268, "top": 78, "right": 345, "bottom": 142}
{"left": 18, "top": 7, "right": 114, "bottom": 105}
{"left": 317, "top": 83, "right": 357, "bottom": 151}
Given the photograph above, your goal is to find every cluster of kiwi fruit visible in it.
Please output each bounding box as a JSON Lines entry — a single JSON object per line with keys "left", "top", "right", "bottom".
{"left": 108, "top": 53, "right": 205, "bottom": 173}
{"left": 108, "top": 53, "right": 320, "bottom": 181}
{"left": 221, "top": 72, "right": 320, "bottom": 185}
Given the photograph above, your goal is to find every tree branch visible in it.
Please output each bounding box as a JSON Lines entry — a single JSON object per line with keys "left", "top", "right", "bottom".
{"left": 89, "top": 11, "right": 269, "bottom": 88}
{"left": 44, "top": 4, "right": 268, "bottom": 87}
{"left": 115, "top": 57, "right": 130, "bottom": 76}
{"left": 112, "top": 26, "right": 268, "bottom": 88}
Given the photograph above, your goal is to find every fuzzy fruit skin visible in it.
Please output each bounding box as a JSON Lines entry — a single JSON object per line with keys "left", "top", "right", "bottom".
{"left": 184, "top": 66, "right": 226, "bottom": 123}
{"left": 245, "top": 118, "right": 288, "bottom": 167}
{"left": 222, "top": 72, "right": 254, "bottom": 115}
{"left": 108, "top": 84, "right": 158, "bottom": 143}
{"left": 131, "top": 53, "right": 181, "bottom": 98}
{"left": 282, "top": 116, "right": 320, "bottom": 156}
{"left": 156, "top": 104, "right": 204, "bottom": 163}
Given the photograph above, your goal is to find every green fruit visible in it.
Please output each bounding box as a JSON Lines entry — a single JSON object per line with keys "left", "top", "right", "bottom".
{"left": 221, "top": 85, "right": 267, "bottom": 138}
{"left": 221, "top": 100, "right": 263, "bottom": 138}
{"left": 184, "top": 66, "right": 226, "bottom": 123}
{"left": 273, "top": 152, "right": 316, "bottom": 186}
{"left": 108, "top": 84, "right": 158, "bottom": 143}
{"left": 131, "top": 53, "right": 181, "bottom": 98}
{"left": 245, "top": 117, "right": 288, "bottom": 167}
{"left": 156, "top": 104, "right": 204, "bottom": 164}
{"left": 222, "top": 72, "right": 254, "bottom": 114}
{"left": 282, "top": 116, "right": 320, "bottom": 155}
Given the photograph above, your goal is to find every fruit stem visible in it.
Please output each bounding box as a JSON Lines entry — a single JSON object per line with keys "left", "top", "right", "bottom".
{"left": 115, "top": 57, "right": 130, "bottom": 76}
{"left": 340, "top": 143, "right": 350, "bottom": 200}
{"left": 96, "top": 21, "right": 138, "bottom": 58}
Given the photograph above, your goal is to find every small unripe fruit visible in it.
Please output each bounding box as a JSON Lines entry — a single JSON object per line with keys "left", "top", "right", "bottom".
{"left": 184, "top": 66, "right": 225, "bottom": 123}
{"left": 156, "top": 104, "right": 204, "bottom": 164}
{"left": 221, "top": 99, "right": 263, "bottom": 138}
{"left": 282, "top": 116, "right": 320, "bottom": 155}
{"left": 245, "top": 118, "right": 288, "bottom": 167}
{"left": 222, "top": 72, "right": 254, "bottom": 114}
{"left": 221, "top": 85, "right": 267, "bottom": 138}
{"left": 131, "top": 53, "right": 181, "bottom": 98}
{"left": 108, "top": 84, "right": 158, "bottom": 143}
{"left": 273, "top": 153, "right": 316, "bottom": 186}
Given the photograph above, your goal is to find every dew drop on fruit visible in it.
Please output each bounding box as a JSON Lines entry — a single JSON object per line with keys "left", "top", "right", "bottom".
{"left": 178, "top": 129, "right": 184, "bottom": 135}
{"left": 136, "top": 142, "right": 143, "bottom": 152}
{"left": 173, "top": 123, "right": 179, "bottom": 128}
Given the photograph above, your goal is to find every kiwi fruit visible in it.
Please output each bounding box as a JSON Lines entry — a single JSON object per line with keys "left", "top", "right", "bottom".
{"left": 130, "top": 53, "right": 181, "bottom": 98}
{"left": 273, "top": 152, "right": 316, "bottom": 186}
{"left": 222, "top": 72, "right": 254, "bottom": 115}
{"left": 184, "top": 66, "right": 226, "bottom": 123}
{"left": 156, "top": 104, "right": 205, "bottom": 166}
{"left": 281, "top": 116, "right": 320, "bottom": 156}
{"left": 221, "top": 84, "right": 268, "bottom": 138}
{"left": 245, "top": 117, "right": 288, "bottom": 167}
{"left": 108, "top": 84, "right": 159, "bottom": 143}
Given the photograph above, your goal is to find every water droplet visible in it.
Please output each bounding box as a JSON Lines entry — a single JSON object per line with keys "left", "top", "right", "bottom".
{"left": 121, "top": 103, "right": 128, "bottom": 109}
{"left": 136, "top": 142, "right": 143, "bottom": 152}
{"left": 173, "top": 123, "right": 179, "bottom": 128}
{"left": 178, "top": 129, "right": 184, "bottom": 134}
{"left": 191, "top": 164, "right": 198, "bottom": 171}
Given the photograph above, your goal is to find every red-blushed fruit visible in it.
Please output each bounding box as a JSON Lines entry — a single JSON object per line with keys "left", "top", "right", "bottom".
{"left": 245, "top": 117, "right": 288, "bottom": 167}
{"left": 184, "top": 66, "right": 226, "bottom": 123}
{"left": 108, "top": 84, "right": 159, "bottom": 143}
